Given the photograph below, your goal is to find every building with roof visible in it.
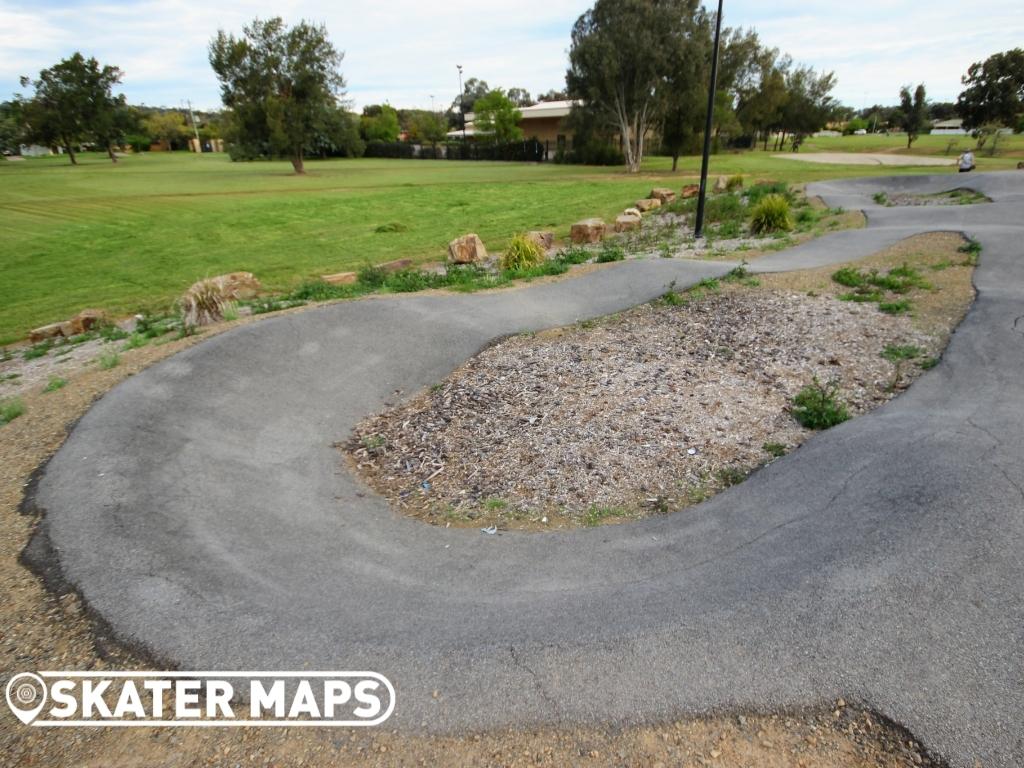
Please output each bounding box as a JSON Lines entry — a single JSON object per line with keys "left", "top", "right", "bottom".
{"left": 932, "top": 118, "right": 967, "bottom": 135}
{"left": 447, "top": 99, "right": 578, "bottom": 157}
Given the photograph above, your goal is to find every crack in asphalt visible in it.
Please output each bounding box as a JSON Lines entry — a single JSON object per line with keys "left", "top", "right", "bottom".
{"left": 509, "top": 644, "right": 563, "bottom": 723}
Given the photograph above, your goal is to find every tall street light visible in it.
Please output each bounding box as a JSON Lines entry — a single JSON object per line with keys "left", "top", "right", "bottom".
{"left": 456, "top": 64, "right": 466, "bottom": 141}
{"left": 694, "top": 0, "right": 724, "bottom": 239}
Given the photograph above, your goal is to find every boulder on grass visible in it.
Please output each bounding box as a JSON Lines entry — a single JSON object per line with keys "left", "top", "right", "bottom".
{"left": 614, "top": 214, "right": 641, "bottom": 233}
{"left": 681, "top": 184, "right": 700, "bottom": 199}
{"left": 70, "top": 309, "right": 106, "bottom": 335}
{"left": 635, "top": 198, "right": 661, "bottom": 212}
{"left": 570, "top": 218, "right": 606, "bottom": 244}
{"left": 29, "top": 323, "right": 66, "bottom": 343}
{"left": 650, "top": 188, "right": 676, "bottom": 204}
{"left": 380, "top": 258, "right": 414, "bottom": 273}
{"left": 448, "top": 233, "right": 487, "bottom": 264}
{"left": 623, "top": 207, "right": 643, "bottom": 218}
{"left": 524, "top": 231, "right": 555, "bottom": 250}
{"left": 321, "top": 272, "right": 358, "bottom": 286}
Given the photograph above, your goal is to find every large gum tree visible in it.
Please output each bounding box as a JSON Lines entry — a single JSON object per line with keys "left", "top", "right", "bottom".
{"left": 210, "top": 17, "right": 346, "bottom": 174}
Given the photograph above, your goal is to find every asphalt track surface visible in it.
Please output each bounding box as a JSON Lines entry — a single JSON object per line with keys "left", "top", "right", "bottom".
{"left": 28, "top": 173, "right": 1024, "bottom": 767}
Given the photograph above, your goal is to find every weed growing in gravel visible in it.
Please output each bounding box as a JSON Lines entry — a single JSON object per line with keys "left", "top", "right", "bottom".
{"left": 958, "top": 238, "right": 981, "bottom": 265}
{"left": 221, "top": 304, "right": 240, "bottom": 322}
{"left": 878, "top": 299, "right": 912, "bottom": 315}
{"left": 22, "top": 340, "right": 54, "bottom": 360}
{"left": 696, "top": 277, "right": 721, "bottom": 292}
{"left": 556, "top": 246, "right": 591, "bottom": 265}
{"left": 122, "top": 333, "right": 149, "bottom": 351}
{"left": 582, "top": 506, "right": 630, "bottom": 527}
{"left": 595, "top": 243, "right": 626, "bottom": 263}
{"left": 762, "top": 442, "right": 788, "bottom": 458}
{"left": 0, "top": 397, "right": 25, "bottom": 425}
{"left": 97, "top": 352, "right": 121, "bottom": 370}
{"left": 717, "top": 466, "right": 748, "bottom": 487}
{"left": 43, "top": 376, "right": 67, "bottom": 393}
{"left": 484, "top": 498, "right": 508, "bottom": 511}
{"left": 791, "top": 378, "right": 849, "bottom": 429}
{"left": 99, "top": 324, "right": 130, "bottom": 342}
{"left": 881, "top": 344, "right": 923, "bottom": 362}
{"left": 920, "top": 356, "right": 940, "bottom": 370}
{"left": 660, "top": 281, "right": 686, "bottom": 306}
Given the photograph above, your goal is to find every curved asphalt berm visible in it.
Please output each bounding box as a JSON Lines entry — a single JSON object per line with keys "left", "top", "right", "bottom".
{"left": 28, "top": 173, "right": 1024, "bottom": 767}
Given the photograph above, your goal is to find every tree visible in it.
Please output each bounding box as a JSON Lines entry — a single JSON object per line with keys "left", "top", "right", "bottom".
{"left": 777, "top": 65, "right": 837, "bottom": 150}
{"left": 359, "top": 105, "right": 400, "bottom": 142}
{"left": 899, "top": 83, "right": 928, "bottom": 148}
{"left": 0, "top": 101, "right": 20, "bottom": 154}
{"left": 19, "top": 52, "right": 124, "bottom": 165}
{"left": 472, "top": 89, "right": 523, "bottom": 143}
{"left": 143, "top": 111, "right": 189, "bottom": 149}
{"left": 568, "top": 0, "right": 688, "bottom": 172}
{"left": 209, "top": 17, "right": 347, "bottom": 174}
{"left": 659, "top": 1, "right": 711, "bottom": 170}
{"left": 956, "top": 49, "right": 1024, "bottom": 130}
{"left": 409, "top": 111, "right": 448, "bottom": 148}
{"left": 537, "top": 88, "right": 568, "bottom": 102}
{"left": 506, "top": 88, "right": 534, "bottom": 107}
{"left": 310, "top": 106, "right": 364, "bottom": 157}
{"left": 456, "top": 78, "right": 490, "bottom": 114}
{"left": 736, "top": 51, "right": 789, "bottom": 149}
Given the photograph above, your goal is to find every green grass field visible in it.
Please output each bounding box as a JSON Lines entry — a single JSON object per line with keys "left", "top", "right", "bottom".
{"left": 1, "top": 133, "right": 1020, "bottom": 344}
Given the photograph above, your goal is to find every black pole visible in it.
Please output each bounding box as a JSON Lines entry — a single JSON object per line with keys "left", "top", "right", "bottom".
{"left": 457, "top": 65, "right": 466, "bottom": 142}
{"left": 694, "top": 0, "right": 724, "bottom": 239}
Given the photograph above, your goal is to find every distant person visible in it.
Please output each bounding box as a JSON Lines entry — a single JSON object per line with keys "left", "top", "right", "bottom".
{"left": 958, "top": 150, "right": 975, "bottom": 173}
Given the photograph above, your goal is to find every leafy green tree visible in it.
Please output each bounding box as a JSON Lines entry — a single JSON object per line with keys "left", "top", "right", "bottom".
{"left": 568, "top": 0, "right": 691, "bottom": 172}
{"left": 143, "top": 111, "right": 189, "bottom": 149}
{"left": 736, "top": 51, "right": 789, "bottom": 149}
{"left": 778, "top": 65, "right": 837, "bottom": 150}
{"left": 899, "top": 83, "right": 928, "bottom": 148}
{"left": 506, "top": 88, "right": 534, "bottom": 107}
{"left": 19, "top": 52, "right": 124, "bottom": 164}
{"left": 209, "top": 17, "right": 347, "bottom": 174}
{"left": 659, "top": 3, "right": 711, "bottom": 171}
{"left": 359, "top": 105, "right": 400, "bottom": 142}
{"left": 409, "top": 111, "right": 448, "bottom": 148}
{"left": 537, "top": 88, "right": 568, "bottom": 102}
{"left": 956, "top": 49, "right": 1024, "bottom": 130}
{"left": 311, "top": 106, "right": 364, "bottom": 157}
{"left": 0, "top": 101, "right": 20, "bottom": 154}
{"left": 472, "top": 89, "right": 523, "bottom": 143}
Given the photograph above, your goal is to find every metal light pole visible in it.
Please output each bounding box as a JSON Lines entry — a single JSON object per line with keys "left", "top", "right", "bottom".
{"left": 694, "top": 0, "right": 724, "bottom": 240}
{"left": 456, "top": 65, "right": 466, "bottom": 141}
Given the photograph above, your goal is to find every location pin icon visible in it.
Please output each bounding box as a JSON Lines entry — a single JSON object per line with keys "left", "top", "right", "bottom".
{"left": 6, "top": 673, "right": 47, "bottom": 725}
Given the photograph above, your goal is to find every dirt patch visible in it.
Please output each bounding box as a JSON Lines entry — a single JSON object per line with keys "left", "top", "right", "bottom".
{"left": 346, "top": 233, "right": 973, "bottom": 530}
{"left": 881, "top": 189, "right": 990, "bottom": 207}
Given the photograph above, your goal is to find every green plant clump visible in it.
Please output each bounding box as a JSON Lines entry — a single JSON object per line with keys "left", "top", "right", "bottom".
{"left": 43, "top": 376, "right": 68, "bottom": 393}
{"left": 0, "top": 397, "right": 25, "bottom": 425}
{"left": 97, "top": 352, "right": 121, "bottom": 370}
{"left": 881, "top": 344, "right": 923, "bottom": 362}
{"left": 595, "top": 243, "right": 625, "bottom": 263}
{"left": 791, "top": 378, "right": 850, "bottom": 429}
{"left": 500, "top": 235, "right": 546, "bottom": 272}
{"left": 750, "top": 194, "right": 794, "bottom": 234}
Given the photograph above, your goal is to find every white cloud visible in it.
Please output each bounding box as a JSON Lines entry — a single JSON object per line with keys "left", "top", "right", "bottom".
{"left": 2, "top": 0, "right": 1022, "bottom": 110}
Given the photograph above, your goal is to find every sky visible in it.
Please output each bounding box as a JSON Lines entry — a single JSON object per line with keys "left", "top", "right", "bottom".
{"left": 2, "top": 0, "right": 1022, "bottom": 113}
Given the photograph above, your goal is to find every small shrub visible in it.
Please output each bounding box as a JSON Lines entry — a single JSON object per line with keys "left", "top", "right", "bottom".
{"left": 595, "top": 243, "right": 625, "bottom": 263}
{"left": 97, "top": 352, "right": 121, "bottom": 370}
{"left": 872, "top": 192, "right": 889, "bottom": 205}
{"left": 879, "top": 299, "right": 912, "bottom": 314}
{"left": 745, "top": 181, "right": 791, "bottom": 205}
{"left": 384, "top": 269, "right": 436, "bottom": 292}
{"left": 726, "top": 174, "right": 744, "bottom": 191}
{"left": 222, "top": 304, "right": 240, "bottom": 322}
{"left": 958, "top": 238, "right": 981, "bottom": 264}
{"left": 704, "top": 193, "right": 744, "bottom": 226}
{"left": 696, "top": 277, "right": 720, "bottom": 292}
{"left": 122, "top": 333, "right": 148, "bottom": 350}
{"left": 660, "top": 281, "right": 685, "bottom": 306}
{"left": 920, "top": 357, "right": 940, "bottom": 370}
{"left": 881, "top": 344, "right": 922, "bottom": 362}
{"left": 717, "top": 466, "right": 748, "bottom": 487}
{"left": 557, "top": 246, "right": 591, "bottom": 265}
{"left": 374, "top": 222, "right": 407, "bottom": 233}
{"left": 500, "top": 235, "right": 546, "bottom": 272}
{"left": 0, "top": 398, "right": 25, "bottom": 425}
{"left": 762, "top": 442, "right": 787, "bottom": 458}
{"left": 43, "top": 376, "right": 67, "bottom": 393}
{"left": 99, "top": 324, "right": 130, "bottom": 342}
{"left": 750, "top": 194, "right": 794, "bottom": 234}
{"left": 791, "top": 378, "right": 849, "bottom": 429}
{"left": 357, "top": 263, "right": 388, "bottom": 288}
{"left": 23, "top": 340, "right": 53, "bottom": 360}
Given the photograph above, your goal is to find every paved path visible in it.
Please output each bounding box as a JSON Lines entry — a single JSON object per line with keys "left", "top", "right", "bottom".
{"left": 29, "top": 173, "right": 1024, "bottom": 767}
{"left": 774, "top": 151, "right": 954, "bottom": 166}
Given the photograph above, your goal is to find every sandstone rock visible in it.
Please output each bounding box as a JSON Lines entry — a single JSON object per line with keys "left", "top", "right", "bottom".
{"left": 524, "top": 231, "right": 555, "bottom": 250}
{"left": 448, "top": 234, "right": 487, "bottom": 264}
{"left": 69, "top": 309, "right": 106, "bottom": 335}
{"left": 649, "top": 188, "right": 676, "bottom": 204}
{"left": 623, "top": 207, "right": 643, "bottom": 218}
{"left": 635, "top": 198, "right": 661, "bottom": 212}
{"left": 321, "top": 271, "right": 358, "bottom": 285}
{"left": 29, "top": 323, "right": 66, "bottom": 343}
{"left": 570, "top": 218, "right": 606, "bottom": 244}
{"left": 713, "top": 175, "right": 728, "bottom": 193}
{"left": 681, "top": 184, "right": 700, "bottom": 199}
{"left": 380, "top": 258, "right": 414, "bottom": 273}
{"left": 614, "top": 214, "right": 641, "bottom": 233}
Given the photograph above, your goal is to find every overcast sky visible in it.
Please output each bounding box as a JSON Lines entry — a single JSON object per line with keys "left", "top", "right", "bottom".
{"left": 2, "top": 0, "right": 1022, "bottom": 112}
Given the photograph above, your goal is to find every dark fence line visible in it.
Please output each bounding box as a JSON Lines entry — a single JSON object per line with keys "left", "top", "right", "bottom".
{"left": 363, "top": 139, "right": 548, "bottom": 163}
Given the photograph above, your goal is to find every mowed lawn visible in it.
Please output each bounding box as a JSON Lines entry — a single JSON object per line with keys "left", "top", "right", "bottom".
{"left": 0, "top": 139, "right": 1015, "bottom": 344}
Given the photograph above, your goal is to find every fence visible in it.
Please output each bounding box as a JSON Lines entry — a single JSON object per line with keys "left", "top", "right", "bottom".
{"left": 363, "top": 139, "right": 548, "bottom": 163}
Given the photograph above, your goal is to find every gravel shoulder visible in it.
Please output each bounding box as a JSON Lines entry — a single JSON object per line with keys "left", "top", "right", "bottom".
{"left": 346, "top": 232, "right": 974, "bottom": 530}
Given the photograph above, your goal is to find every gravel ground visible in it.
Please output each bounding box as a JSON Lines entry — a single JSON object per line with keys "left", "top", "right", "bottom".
{"left": 348, "top": 233, "right": 972, "bottom": 530}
